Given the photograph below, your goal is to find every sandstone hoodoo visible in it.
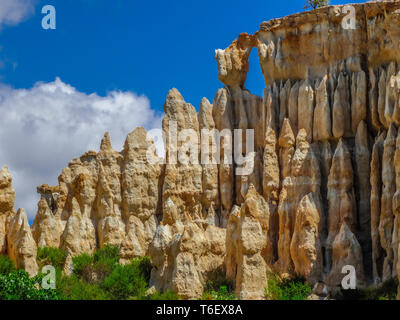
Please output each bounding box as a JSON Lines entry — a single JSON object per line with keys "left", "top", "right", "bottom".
{"left": 4, "top": 1, "right": 400, "bottom": 299}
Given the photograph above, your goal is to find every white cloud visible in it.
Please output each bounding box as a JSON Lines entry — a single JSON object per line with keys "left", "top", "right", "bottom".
{"left": 0, "top": 78, "right": 162, "bottom": 221}
{"left": 0, "top": 0, "right": 35, "bottom": 29}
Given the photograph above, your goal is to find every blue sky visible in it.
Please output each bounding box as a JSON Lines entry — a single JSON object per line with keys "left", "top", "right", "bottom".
{"left": 1, "top": 0, "right": 366, "bottom": 110}
{"left": 0, "top": 0, "right": 366, "bottom": 221}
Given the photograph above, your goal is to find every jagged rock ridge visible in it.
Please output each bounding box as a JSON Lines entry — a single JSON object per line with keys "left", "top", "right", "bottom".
{"left": 2, "top": 1, "right": 400, "bottom": 299}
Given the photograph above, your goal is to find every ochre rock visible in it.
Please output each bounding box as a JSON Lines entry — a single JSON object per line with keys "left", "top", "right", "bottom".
{"left": 120, "top": 127, "right": 161, "bottom": 261}
{"left": 290, "top": 193, "right": 323, "bottom": 285}
{"left": 326, "top": 223, "right": 365, "bottom": 287}
{"left": 6, "top": 1, "right": 400, "bottom": 298}
{"left": 379, "top": 124, "right": 397, "bottom": 281}
{"left": 7, "top": 209, "right": 38, "bottom": 277}
{"left": 225, "top": 185, "right": 269, "bottom": 300}
{"left": 0, "top": 167, "right": 15, "bottom": 254}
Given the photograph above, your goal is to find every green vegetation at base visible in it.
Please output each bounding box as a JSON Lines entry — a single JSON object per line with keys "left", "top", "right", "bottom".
{"left": 37, "top": 247, "right": 67, "bottom": 271}
{"left": 0, "top": 262, "right": 61, "bottom": 300}
{"left": 332, "top": 278, "right": 398, "bottom": 301}
{"left": 1, "top": 249, "right": 399, "bottom": 300}
{"left": 265, "top": 272, "right": 311, "bottom": 300}
{"left": 201, "top": 268, "right": 236, "bottom": 300}
{"left": 58, "top": 245, "right": 152, "bottom": 300}
{"left": 100, "top": 258, "right": 151, "bottom": 299}
{"left": 0, "top": 247, "right": 173, "bottom": 300}
{"left": 0, "top": 255, "right": 16, "bottom": 275}
{"left": 72, "top": 245, "right": 120, "bottom": 283}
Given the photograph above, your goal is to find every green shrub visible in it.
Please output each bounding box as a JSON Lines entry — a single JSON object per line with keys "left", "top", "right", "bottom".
{"left": 0, "top": 270, "right": 61, "bottom": 300}
{"left": 72, "top": 253, "right": 93, "bottom": 279}
{"left": 37, "top": 247, "right": 67, "bottom": 271}
{"left": 202, "top": 285, "right": 236, "bottom": 300}
{"left": 202, "top": 268, "right": 235, "bottom": 300}
{"left": 100, "top": 257, "right": 151, "bottom": 300}
{"left": 265, "top": 272, "right": 311, "bottom": 300}
{"left": 0, "top": 255, "right": 16, "bottom": 275}
{"left": 204, "top": 268, "right": 234, "bottom": 293}
{"left": 72, "top": 245, "right": 119, "bottom": 283}
{"left": 304, "top": 0, "right": 329, "bottom": 10}
{"left": 57, "top": 274, "right": 109, "bottom": 300}
{"left": 333, "top": 278, "right": 398, "bottom": 300}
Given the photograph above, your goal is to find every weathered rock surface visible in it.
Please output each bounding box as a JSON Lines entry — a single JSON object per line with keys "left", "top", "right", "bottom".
{"left": 5, "top": 1, "right": 400, "bottom": 299}
{"left": 0, "top": 167, "right": 15, "bottom": 255}
{"left": 7, "top": 209, "right": 38, "bottom": 277}
{"left": 290, "top": 193, "right": 323, "bottom": 285}
{"left": 226, "top": 185, "right": 269, "bottom": 300}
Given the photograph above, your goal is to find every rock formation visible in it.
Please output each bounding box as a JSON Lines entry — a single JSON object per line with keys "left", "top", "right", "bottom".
{"left": 0, "top": 167, "right": 38, "bottom": 276}
{"left": 4, "top": 1, "right": 400, "bottom": 300}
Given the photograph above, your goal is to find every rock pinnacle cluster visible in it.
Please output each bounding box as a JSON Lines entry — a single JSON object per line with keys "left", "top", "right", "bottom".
{"left": 2, "top": 1, "right": 400, "bottom": 299}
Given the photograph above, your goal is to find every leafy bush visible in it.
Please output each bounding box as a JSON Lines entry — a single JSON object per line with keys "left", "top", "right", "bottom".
{"left": 304, "top": 0, "right": 329, "bottom": 10}
{"left": 100, "top": 257, "right": 151, "bottom": 300}
{"left": 37, "top": 247, "right": 67, "bottom": 271}
{"left": 0, "top": 255, "right": 16, "bottom": 275}
{"left": 202, "top": 285, "right": 236, "bottom": 300}
{"left": 204, "top": 268, "right": 234, "bottom": 292}
{"left": 57, "top": 274, "right": 109, "bottom": 300}
{"left": 202, "top": 268, "right": 235, "bottom": 300}
{"left": 265, "top": 272, "right": 311, "bottom": 300}
{"left": 0, "top": 270, "right": 61, "bottom": 300}
{"left": 333, "top": 278, "right": 398, "bottom": 300}
{"left": 73, "top": 245, "right": 119, "bottom": 283}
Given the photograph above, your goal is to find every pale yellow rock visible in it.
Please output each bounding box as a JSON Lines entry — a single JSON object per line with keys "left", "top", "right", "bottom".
{"left": 351, "top": 71, "right": 367, "bottom": 134}
{"left": 278, "top": 118, "right": 295, "bottom": 179}
{"left": 379, "top": 124, "right": 397, "bottom": 281}
{"left": 32, "top": 197, "right": 63, "bottom": 248}
{"left": 213, "top": 87, "right": 234, "bottom": 226}
{"left": 120, "top": 127, "right": 161, "bottom": 260}
{"left": 288, "top": 81, "right": 299, "bottom": 135}
{"left": 0, "top": 166, "right": 15, "bottom": 254}
{"left": 326, "top": 223, "right": 365, "bottom": 287}
{"left": 96, "top": 133, "right": 125, "bottom": 248}
{"left": 264, "top": 84, "right": 279, "bottom": 132}
{"left": 313, "top": 75, "right": 331, "bottom": 142}
{"left": 355, "top": 121, "right": 372, "bottom": 276}
{"left": 297, "top": 80, "right": 314, "bottom": 143}
{"left": 215, "top": 33, "right": 257, "bottom": 88}
{"left": 60, "top": 197, "right": 97, "bottom": 265}
{"left": 262, "top": 126, "right": 280, "bottom": 265}
{"left": 150, "top": 219, "right": 226, "bottom": 299}
{"left": 327, "top": 139, "right": 357, "bottom": 271}
{"left": 333, "top": 73, "right": 351, "bottom": 139}
{"left": 393, "top": 128, "right": 400, "bottom": 279}
{"left": 384, "top": 62, "right": 397, "bottom": 126}
{"left": 226, "top": 185, "right": 269, "bottom": 299}
{"left": 369, "top": 68, "right": 382, "bottom": 131}
{"left": 371, "top": 132, "right": 385, "bottom": 284}
{"left": 7, "top": 209, "right": 38, "bottom": 277}
{"left": 277, "top": 128, "right": 322, "bottom": 277}
{"left": 198, "top": 98, "right": 220, "bottom": 219}
{"left": 378, "top": 68, "right": 388, "bottom": 128}
{"left": 279, "top": 80, "right": 291, "bottom": 129}
{"left": 10, "top": 0, "right": 400, "bottom": 296}
{"left": 162, "top": 88, "right": 202, "bottom": 222}
{"left": 290, "top": 193, "right": 323, "bottom": 285}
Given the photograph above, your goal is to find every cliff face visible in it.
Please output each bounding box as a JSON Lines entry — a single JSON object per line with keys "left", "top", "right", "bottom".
{"left": 3, "top": 1, "right": 400, "bottom": 299}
